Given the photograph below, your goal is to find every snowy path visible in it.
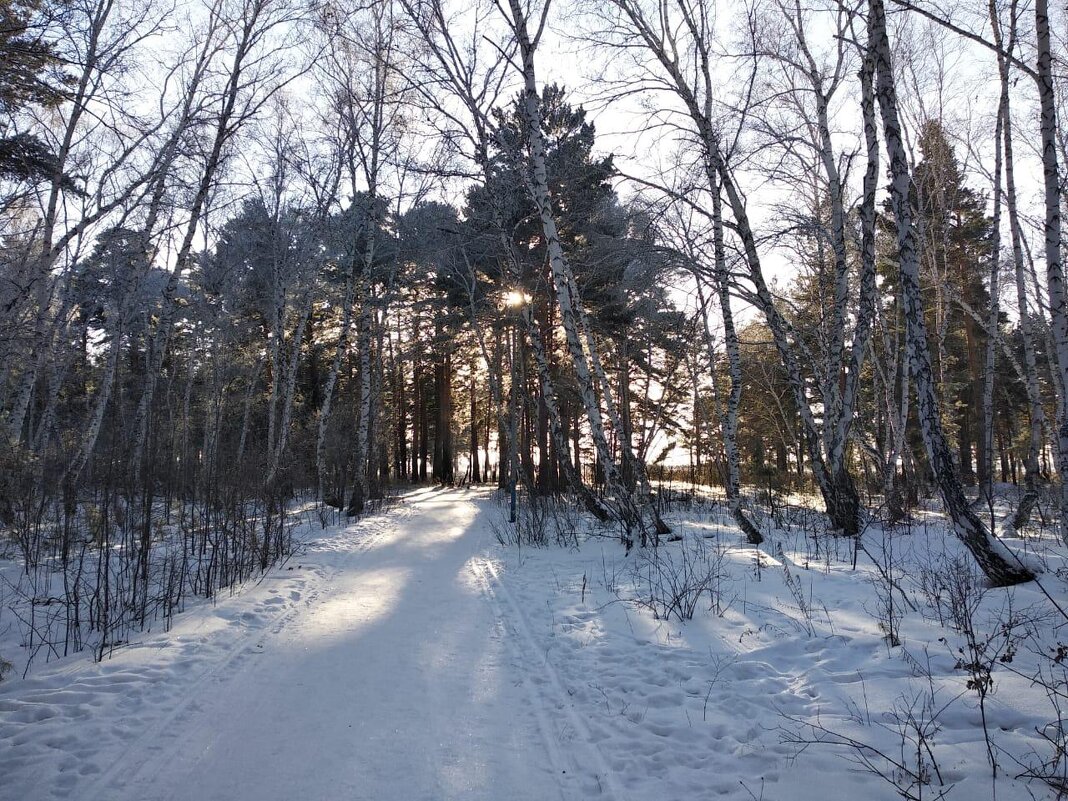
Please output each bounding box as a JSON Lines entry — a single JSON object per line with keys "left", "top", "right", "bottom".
{"left": 5, "top": 487, "right": 1061, "bottom": 800}
{"left": 1, "top": 487, "right": 612, "bottom": 801}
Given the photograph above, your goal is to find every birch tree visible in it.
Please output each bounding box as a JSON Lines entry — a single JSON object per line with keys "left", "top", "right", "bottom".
{"left": 495, "top": 0, "right": 667, "bottom": 542}
{"left": 2, "top": 0, "right": 181, "bottom": 445}
{"left": 749, "top": 0, "right": 880, "bottom": 528}
{"left": 586, "top": 0, "right": 875, "bottom": 536}
{"left": 399, "top": 0, "right": 617, "bottom": 524}
{"left": 315, "top": 0, "right": 407, "bottom": 516}
{"left": 868, "top": 0, "right": 1034, "bottom": 586}
{"left": 128, "top": 0, "right": 307, "bottom": 483}
{"left": 990, "top": 0, "right": 1046, "bottom": 532}
{"left": 1034, "top": 0, "right": 1068, "bottom": 547}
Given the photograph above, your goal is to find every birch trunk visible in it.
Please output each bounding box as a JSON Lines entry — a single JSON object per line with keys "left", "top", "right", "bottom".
{"left": 347, "top": 285, "right": 375, "bottom": 516}
{"left": 833, "top": 40, "right": 880, "bottom": 498}
{"left": 1000, "top": 33, "right": 1045, "bottom": 529}
{"left": 980, "top": 37, "right": 1006, "bottom": 504}
{"left": 5, "top": 0, "right": 116, "bottom": 444}
{"left": 7, "top": 278, "right": 67, "bottom": 445}
{"left": 265, "top": 285, "right": 285, "bottom": 466}
{"left": 870, "top": 0, "right": 1033, "bottom": 585}
{"left": 781, "top": 0, "right": 873, "bottom": 476}
{"left": 505, "top": 0, "right": 642, "bottom": 540}
{"left": 236, "top": 361, "right": 264, "bottom": 468}
{"left": 696, "top": 155, "right": 761, "bottom": 543}
{"left": 696, "top": 279, "right": 762, "bottom": 545}
{"left": 1035, "top": 0, "right": 1068, "bottom": 547}
{"left": 520, "top": 305, "right": 611, "bottom": 521}
{"left": 266, "top": 295, "right": 314, "bottom": 489}
{"left": 400, "top": 0, "right": 613, "bottom": 523}
{"left": 570, "top": 290, "right": 669, "bottom": 539}
{"left": 470, "top": 366, "right": 481, "bottom": 483}
{"left": 718, "top": 156, "right": 860, "bottom": 535}
{"left": 67, "top": 309, "right": 122, "bottom": 485}
{"left": 480, "top": 162, "right": 609, "bottom": 517}
{"left": 875, "top": 291, "right": 911, "bottom": 522}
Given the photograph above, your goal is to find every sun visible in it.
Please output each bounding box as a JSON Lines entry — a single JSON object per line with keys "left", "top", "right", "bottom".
{"left": 503, "top": 290, "right": 532, "bottom": 307}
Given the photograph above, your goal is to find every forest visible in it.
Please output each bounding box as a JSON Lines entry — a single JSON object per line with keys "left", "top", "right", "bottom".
{"left": 3, "top": 0, "right": 1068, "bottom": 796}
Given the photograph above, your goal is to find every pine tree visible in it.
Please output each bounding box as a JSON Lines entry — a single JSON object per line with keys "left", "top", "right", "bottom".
{"left": 0, "top": 0, "right": 73, "bottom": 187}
{"left": 912, "top": 120, "right": 995, "bottom": 486}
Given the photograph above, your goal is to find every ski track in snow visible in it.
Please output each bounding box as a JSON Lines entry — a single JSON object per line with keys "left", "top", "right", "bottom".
{"left": 470, "top": 556, "right": 628, "bottom": 800}
{"left": 0, "top": 499, "right": 400, "bottom": 801}
{"left": 488, "top": 513, "right": 1057, "bottom": 801}
{"left": 0, "top": 488, "right": 572, "bottom": 801}
{"left": 1, "top": 486, "right": 1058, "bottom": 801}
{"left": 75, "top": 507, "right": 402, "bottom": 801}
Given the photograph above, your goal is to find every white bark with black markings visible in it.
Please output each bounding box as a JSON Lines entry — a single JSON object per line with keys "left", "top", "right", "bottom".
{"left": 869, "top": 0, "right": 1033, "bottom": 585}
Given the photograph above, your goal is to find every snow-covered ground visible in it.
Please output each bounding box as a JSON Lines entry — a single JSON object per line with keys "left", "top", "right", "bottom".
{"left": 1, "top": 485, "right": 1066, "bottom": 800}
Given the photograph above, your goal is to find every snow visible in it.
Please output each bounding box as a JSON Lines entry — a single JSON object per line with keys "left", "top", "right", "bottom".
{"left": 1, "top": 485, "right": 1065, "bottom": 800}
{"left": 492, "top": 495, "right": 1066, "bottom": 800}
